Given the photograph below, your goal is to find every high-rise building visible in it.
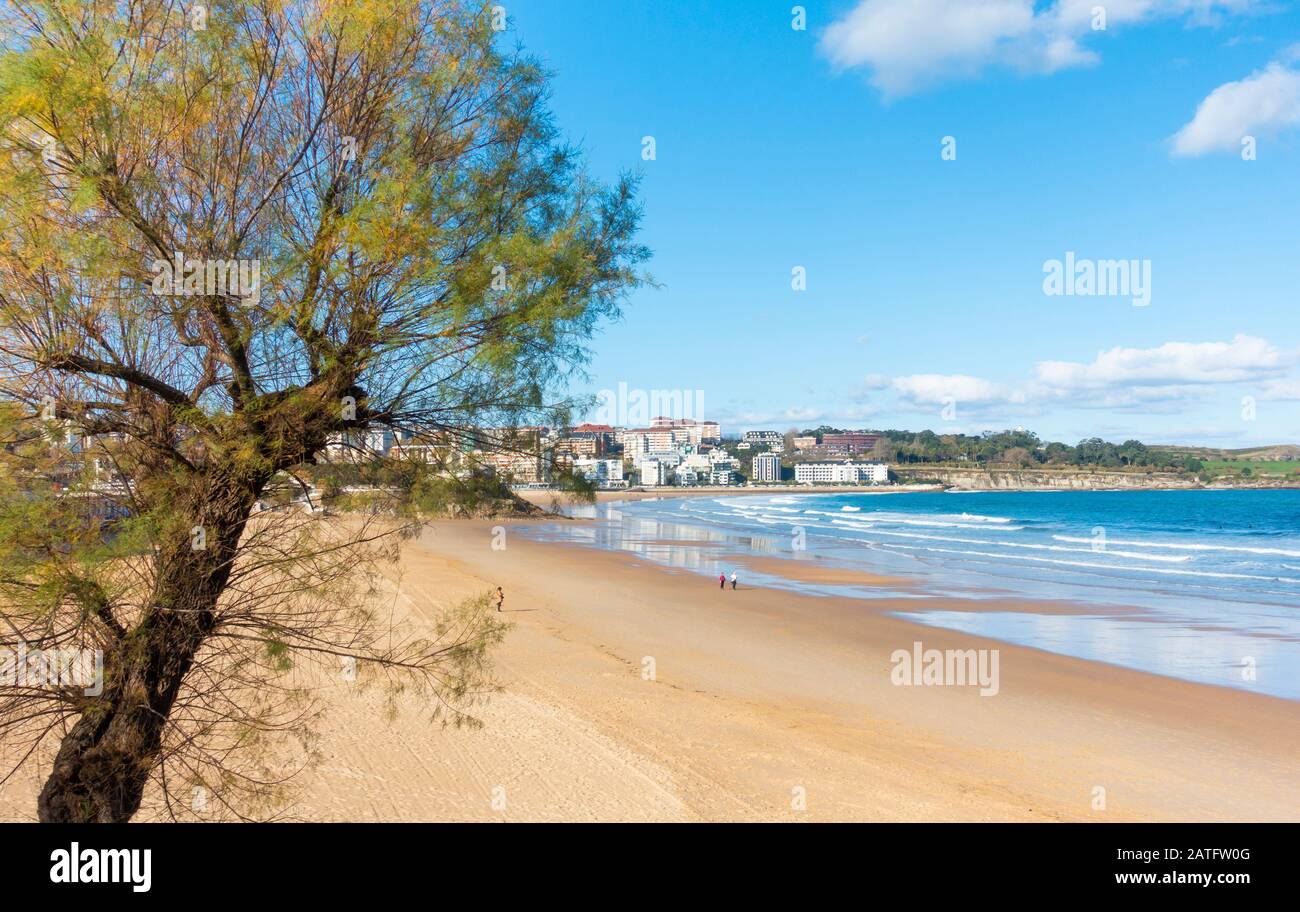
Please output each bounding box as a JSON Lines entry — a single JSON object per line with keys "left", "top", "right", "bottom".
{"left": 573, "top": 457, "right": 625, "bottom": 487}
{"left": 624, "top": 426, "right": 682, "bottom": 454}
{"left": 649, "top": 417, "right": 721, "bottom": 444}
{"left": 751, "top": 452, "right": 781, "bottom": 482}
{"left": 636, "top": 458, "right": 673, "bottom": 487}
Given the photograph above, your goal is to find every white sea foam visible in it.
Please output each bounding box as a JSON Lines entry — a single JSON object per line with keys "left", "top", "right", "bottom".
{"left": 799, "top": 509, "right": 1022, "bottom": 529}
{"left": 850, "top": 528, "right": 1193, "bottom": 562}
{"left": 875, "top": 543, "right": 1300, "bottom": 584}
{"left": 1053, "top": 535, "right": 1300, "bottom": 558}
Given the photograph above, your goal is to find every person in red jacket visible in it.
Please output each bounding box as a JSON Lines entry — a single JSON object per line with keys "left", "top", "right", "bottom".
{"left": 718, "top": 572, "right": 726, "bottom": 590}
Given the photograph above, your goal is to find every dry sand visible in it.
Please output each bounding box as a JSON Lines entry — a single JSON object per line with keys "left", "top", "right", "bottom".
{"left": 3, "top": 509, "right": 1297, "bottom": 822}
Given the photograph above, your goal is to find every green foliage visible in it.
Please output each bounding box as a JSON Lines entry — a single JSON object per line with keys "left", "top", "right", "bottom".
{"left": 796, "top": 426, "right": 1214, "bottom": 472}
{"left": 0, "top": 0, "right": 645, "bottom": 821}
{"left": 1201, "top": 459, "right": 1299, "bottom": 477}
{"left": 410, "top": 469, "right": 535, "bottom": 518}
{"left": 550, "top": 466, "right": 597, "bottom": 503}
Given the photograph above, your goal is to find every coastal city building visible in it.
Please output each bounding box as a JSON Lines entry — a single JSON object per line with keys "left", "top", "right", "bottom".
{"left": 481, "top": 450, "right": 549, "bottom": 484}
{"left": 751, "top": 452, "right": 781, "bottom": 482}
{"left": 573, "top": 457, "right": 625, "bottom": 488}
{"left": 820, "top": 431, "right": 882, "bottom": 457}
{"left": 317, "top": 417, "right": 892, "bottom": 491}
{"left": 742, "top": 430, "right": 783, "bottom": 448}
{"left": 553, "top": 434, "right": 601, "bottom": 458}
{"left": 322, "top": 426, "right": 397, "bottom": 462}
{"left": 794, "top": 461, "right": 889, "bottom": 485}
{"left": 637, "top": 457, "right": 673, "bottom": 487}
{"left": 650, "top": 416, "right": 721, "bottom": 444}
{"left": 681, "top": 452, "right": 713, "bottom": 473}
{"left": 624, "top": 426, "right": 684, "bottom": 455}
{"left": 708, "top": 449, "right": 739, "bottom": 469}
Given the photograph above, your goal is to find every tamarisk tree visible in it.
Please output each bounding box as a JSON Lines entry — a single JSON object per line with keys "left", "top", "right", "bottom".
{"left": 0, "top": 0, "right": 645, "bottom": 822}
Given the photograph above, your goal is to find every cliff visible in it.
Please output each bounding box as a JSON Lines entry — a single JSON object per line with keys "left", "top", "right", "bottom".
{"left": 890, "top": 467, "right": 1198, "bottom": 490}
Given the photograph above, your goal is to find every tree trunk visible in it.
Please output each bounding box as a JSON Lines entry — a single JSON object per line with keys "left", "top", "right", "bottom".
{"left": 37, "top": 479, "right": 258, "bottom": 822}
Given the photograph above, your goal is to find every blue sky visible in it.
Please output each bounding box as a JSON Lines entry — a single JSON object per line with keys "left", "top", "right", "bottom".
{"left": 505, "top": 0, "right": 1300, "bottom": 446}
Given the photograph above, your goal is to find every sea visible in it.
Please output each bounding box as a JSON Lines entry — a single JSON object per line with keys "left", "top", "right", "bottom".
{"left": 518, "top": 489, "right": 1300, "bottom": 700}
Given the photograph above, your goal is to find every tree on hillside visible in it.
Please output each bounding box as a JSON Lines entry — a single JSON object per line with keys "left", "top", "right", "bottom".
{"left": 0, "top": 0, "right": 645, "bottom": 822}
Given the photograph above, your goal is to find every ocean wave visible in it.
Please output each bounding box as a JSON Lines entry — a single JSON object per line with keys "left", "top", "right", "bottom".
{"left": 852, "top": 528, "right": 1194, "bottom": 562}
{"left": 1053, "top": 535, "right": 1300, "bottom": 559}
{"left": 799, "top": 508, "right": 1023, "bottom": 530}
{"left": 876, "top": 543, "right": 1300, "bottom": 584}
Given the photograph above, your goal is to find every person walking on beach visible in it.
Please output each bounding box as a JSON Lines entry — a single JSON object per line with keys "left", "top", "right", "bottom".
{"left": 718, "top": 572, "right": 726, "bottom": 590}
{"left": 496, "top": 586, "right": 505, "bottom": 612}
{"left": 730, "top": 572, "right": 738, "bottom": 590}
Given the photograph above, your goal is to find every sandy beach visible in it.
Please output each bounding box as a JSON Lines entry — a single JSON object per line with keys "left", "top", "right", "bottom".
{"left": 3, "top": 501, "right": 1297, "bottom": 823}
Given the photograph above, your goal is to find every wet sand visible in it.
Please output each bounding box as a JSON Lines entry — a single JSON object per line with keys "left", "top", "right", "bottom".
{"left": 298, "top": 520, "right": 1300, "bottom": 821}
{"left": 4, "top": 511, "right": 1296, "bottom": 822}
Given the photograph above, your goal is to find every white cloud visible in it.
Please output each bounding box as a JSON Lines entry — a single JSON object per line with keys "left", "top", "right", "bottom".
{"left": 1171, "top": 61, "right": 1300, "bottom": 156}
{"left": 890, "top": 336, "right": 1291, "bottom": 415}
{"left": 782, "top": 405, "right": 825, "bottom": 421}
{"left": 1064, "top": 385, "right": 1216, "bottom": 411}
{"left": 720, "top": 337, "right": 1293, "bottom": 430}
{"left": 1034, "top": 334, "right": 1288, "bottom": 389}
{"left": 892, "top": 373, "right": 1026, "bottom": 407}
{"left": 820, "top": 0, "right": 1039, "bottom": 97}
{"left": 714, "top": 403, "right": 877, "bottom": 428}
{"left": 820, "top": 0, "right": 1257, "bottom": 97}
{"left": 1257, "top": 379, "right": 1300, "bottom": 401}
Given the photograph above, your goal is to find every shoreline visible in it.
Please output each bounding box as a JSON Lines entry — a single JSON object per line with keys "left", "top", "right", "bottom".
{"left": 518, "top": 484, "right": 942, "bottom": 506}
{"left": 515, "top": 483, "right": 1300, "bottom": 508}
{"left": 5, "top": 505, "right": 1295, "bottom": 822}
{"left": 518, "top": 488, "right": 1300, "bottom": 700}
{"left": 400, "top": 520, "right": 1300, "bottom": 820}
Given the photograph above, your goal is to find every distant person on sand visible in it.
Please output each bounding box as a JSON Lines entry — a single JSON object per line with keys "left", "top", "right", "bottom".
{"left": 496, "top": 586, "right": 505, "bottom": 612}
{"left": 718, "top": 572, "right": 726, "bottom": 590}
{"left": 730, "top": 572, "right": 738, "bottom": 590}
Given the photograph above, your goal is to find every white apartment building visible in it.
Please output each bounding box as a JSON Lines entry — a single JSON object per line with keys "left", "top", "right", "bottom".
{"left": 573, "top": 457, "right": 625, "bottom": 487}
{"left": 649, "top": 417, "right": 721, "bottom": 444}
{"left": 322, "top": 427, "right": 395, "bottom": 462}
{"left": 743, "top": 430, "right": 783, "bottom": 448}
{"left": 624, "top": 427, "right": 682, "bottom": 455}
{"left": 708, "top": 449, "right": 738, "bottom": 469}
{"left": 794, "top": 461, "right": 889, "bottom": 485}
{"left": 751, "top": 452, "right": 781, "bottom": 483}
{"left": 709, "top": 468, "right": 735, "bottom": 486}
{"left": 482, "top": 450, "right": 549, "bottom": 485}
{"left": 681, "top": 453, "right": 713, "bottom": 473}
{"left": 637, "top": 458, "right": 673, "bottom": 487}
{"left": 394, "top": 443, "right": 453, "bottom": 466}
